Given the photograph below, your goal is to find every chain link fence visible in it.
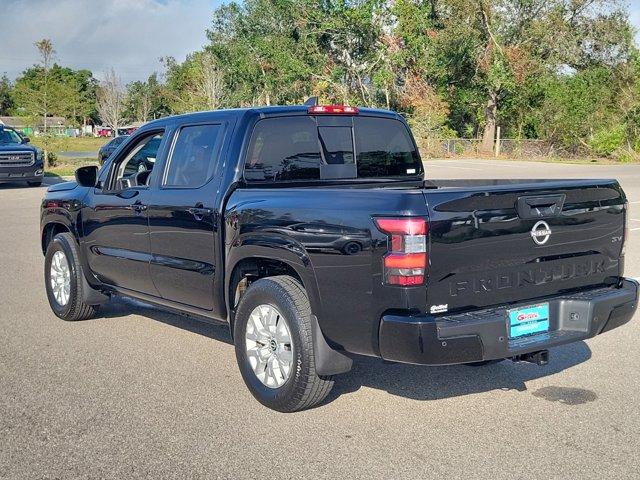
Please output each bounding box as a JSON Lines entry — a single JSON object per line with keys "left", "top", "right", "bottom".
{"left": 433, "top": 138, "right": 572, "bottom": 159}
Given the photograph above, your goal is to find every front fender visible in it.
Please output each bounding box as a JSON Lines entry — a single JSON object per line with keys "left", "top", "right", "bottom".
{"left": 40, "top": 210, "right": 80, "bottom": 253}
{"left": 40, "top": 192, "right": 102, "bottom": 291}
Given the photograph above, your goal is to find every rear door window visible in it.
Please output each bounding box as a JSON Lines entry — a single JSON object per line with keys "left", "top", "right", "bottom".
{"left": 244, "top": 117, "right": 321, "bottom": 182}
{"left": 163, "top": 124, "right": 223, "bottom": 188}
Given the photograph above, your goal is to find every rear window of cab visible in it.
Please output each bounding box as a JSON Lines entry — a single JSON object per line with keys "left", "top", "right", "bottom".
{"left": 243, "top": 116, "right": 422, "bottom": 182}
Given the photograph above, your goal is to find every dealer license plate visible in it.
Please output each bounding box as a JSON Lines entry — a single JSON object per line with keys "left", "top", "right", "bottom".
{"left": 508, "top": 303, "right": 550, "bottom": 339}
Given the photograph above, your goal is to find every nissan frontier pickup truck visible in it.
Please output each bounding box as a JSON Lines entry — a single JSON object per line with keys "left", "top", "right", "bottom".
{"left": 40, "top": 103, "right": 637, "bottom": 412}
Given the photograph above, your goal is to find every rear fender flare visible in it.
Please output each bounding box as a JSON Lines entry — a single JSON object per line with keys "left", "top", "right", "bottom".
{"left": 225, "top": 236, "right": 321, "bottom": 319}
{"left": 226, "top": 237, "right": 353, "bottom": 375}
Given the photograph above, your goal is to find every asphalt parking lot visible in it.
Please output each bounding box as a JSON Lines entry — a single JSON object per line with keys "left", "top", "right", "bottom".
{"left": 1, "top": 159, "right": 639, "bottom": 479}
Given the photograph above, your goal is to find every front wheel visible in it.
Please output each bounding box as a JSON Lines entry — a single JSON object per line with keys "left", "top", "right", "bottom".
{"left": 44, "top": 233, "right": 98, "bottom": 321}
{"left": 234, "top": 276, "right": 334, "bottom": 412}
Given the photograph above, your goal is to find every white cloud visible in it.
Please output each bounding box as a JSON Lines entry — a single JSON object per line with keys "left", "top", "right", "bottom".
{"left": 0, "top": 0, "right": 220, "bottom": 83}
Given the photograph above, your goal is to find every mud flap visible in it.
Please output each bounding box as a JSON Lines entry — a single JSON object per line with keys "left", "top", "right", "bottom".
{"left": 310, "top": 315, "right": 353, "bottom": 375}
{"left": 81, "top": 273, "right": 110, "bottom": 305}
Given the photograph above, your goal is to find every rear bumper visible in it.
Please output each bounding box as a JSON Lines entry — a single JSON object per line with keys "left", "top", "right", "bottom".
{"left": 379, "top": 279, "right": 638, "bottom": 366}
{"left": 0, "top": 163, "right": 44, "bottom": 183}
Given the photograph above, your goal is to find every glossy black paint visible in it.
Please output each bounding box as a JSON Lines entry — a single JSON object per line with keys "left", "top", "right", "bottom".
{"left": 40, "top": 105, "right": 635, "bottom": 365}
{"left": 425, "top": 179, "right": 626, "bottom": 313}
{"left": 379, "top": 279, "right": 638, "bottom": 365}
{"left": 75, "top": 165, "right": 98, "bottom": 187}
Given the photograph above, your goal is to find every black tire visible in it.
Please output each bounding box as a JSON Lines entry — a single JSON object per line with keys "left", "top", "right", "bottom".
{"left": 27, "top": 181, "right": 42, "bottom": 187}
{"left": 44, "top": 232, "right": 98, "bottom": 321}
{"left": 234, "top": 275, "right": 334, "bottom": 412}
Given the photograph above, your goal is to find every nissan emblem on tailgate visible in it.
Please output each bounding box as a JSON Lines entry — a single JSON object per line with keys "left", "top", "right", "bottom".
{"left": 531, "top": 220, "right": 552, "bottom": 245}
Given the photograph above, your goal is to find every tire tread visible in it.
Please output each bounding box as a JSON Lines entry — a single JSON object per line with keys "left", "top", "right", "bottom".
{"left": 235, "top": 275, "right": 334, "bottom": 412}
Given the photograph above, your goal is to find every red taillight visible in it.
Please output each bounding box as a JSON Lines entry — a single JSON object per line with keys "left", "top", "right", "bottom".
{"left": 384, "top": 253, "right": 427, "bottom": 269}
{"left": 308, "top": 105, "right": 359, "bottom": 115}
{"left": 374, "top": 217, "right": 428, "bottom": 286}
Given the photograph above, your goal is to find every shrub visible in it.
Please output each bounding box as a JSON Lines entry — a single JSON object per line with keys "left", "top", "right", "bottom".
{"left": 45, "top": 151, "right": 58, "bottom": 167}
{"left": 588, "top": 125, "right": 626, "bottom": 157}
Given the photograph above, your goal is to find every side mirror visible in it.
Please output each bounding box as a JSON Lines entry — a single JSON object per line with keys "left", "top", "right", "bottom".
{"left": 75, "top": 165, "right": 98, "bottom": 187}
{"left": 22, "top": 137, "right": 30, "bottom": 144}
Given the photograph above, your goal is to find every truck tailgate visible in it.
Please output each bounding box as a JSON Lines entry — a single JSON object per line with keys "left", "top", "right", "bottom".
{"left": 424, "top": 179, "right": 626, "bottom": 314}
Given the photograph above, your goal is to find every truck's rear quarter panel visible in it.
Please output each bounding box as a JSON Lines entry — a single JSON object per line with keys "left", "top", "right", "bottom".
{"left": 225, "top": 186, "right": 429, "bottom": 356}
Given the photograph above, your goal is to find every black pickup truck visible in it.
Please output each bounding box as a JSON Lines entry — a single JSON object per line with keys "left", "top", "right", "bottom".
{"left": 40, "top": 104, "right": 638, "bottom": 412}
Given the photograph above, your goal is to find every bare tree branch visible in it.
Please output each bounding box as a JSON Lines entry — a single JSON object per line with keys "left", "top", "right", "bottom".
{"left": 97, "top": 68, "right": 126, "bottom": 135}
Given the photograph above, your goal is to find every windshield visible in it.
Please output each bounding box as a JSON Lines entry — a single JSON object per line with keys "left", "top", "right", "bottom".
{"left": 0, "top": 128, "right": 23, "bottom": 145}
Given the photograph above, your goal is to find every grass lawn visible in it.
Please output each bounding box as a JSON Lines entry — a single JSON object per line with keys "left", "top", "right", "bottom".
{"left": 44, "top": 157, "right": 98, "bottom": 177}
{"left": 29, "top": 136, "right": 106, "bottom": 178}
{"left": 31, "top": 136, "right": 108, "bottom": 155}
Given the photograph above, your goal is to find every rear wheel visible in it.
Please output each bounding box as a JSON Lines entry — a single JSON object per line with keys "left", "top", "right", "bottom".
{"left": 44, "top": 233, "right": 98, "bottom": 321}
{"left": 234, "top": 276, "right": 334, "bottom": 412}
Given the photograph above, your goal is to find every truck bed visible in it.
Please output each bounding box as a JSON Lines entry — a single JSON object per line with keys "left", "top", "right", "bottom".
{"left": 228, "top": 177, "right": 626, "bottom": 355}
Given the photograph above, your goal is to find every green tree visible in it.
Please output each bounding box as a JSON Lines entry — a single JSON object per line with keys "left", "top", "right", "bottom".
{"left": 391, "top": 0, "right": 633, "bottom": 151}
{"left": 126, "top": 73, "right": 169, "bottom": 122}
{"left": 0, "top": 75, "right": 13, "bottom": 115}
{"left": 163, "top": 52, "right": 227, "bottom": 112}
{"left": 13, "top": 39, "right": 60, "bottom": 165}
{"left": 205, "top": 0, "right": 325, "bottom": 106}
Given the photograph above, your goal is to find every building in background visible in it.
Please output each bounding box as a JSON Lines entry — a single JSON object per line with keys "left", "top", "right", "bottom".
{"left": 0, "top": 116, "right": 73, "bottom": 136}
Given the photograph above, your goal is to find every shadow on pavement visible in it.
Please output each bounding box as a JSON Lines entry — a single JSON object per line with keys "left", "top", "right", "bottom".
{"left": 95, "top": 295, "right": 591, "bottom": 405}
{"left": 44, "top": 174, "right": 69, "bottom": 185}
{"left": 97, "top": 296, "right": 232, "bottom": 344}
{"left": 326, "top": 341, "right": 591, "bottom": 403}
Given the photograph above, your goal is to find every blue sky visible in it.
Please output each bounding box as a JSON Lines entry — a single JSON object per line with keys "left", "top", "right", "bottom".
{"left": 0, "top": 0, "right": 222, "bottom": 83}
{"left": 0, "top": 0, "right": 638, "bottom": 84}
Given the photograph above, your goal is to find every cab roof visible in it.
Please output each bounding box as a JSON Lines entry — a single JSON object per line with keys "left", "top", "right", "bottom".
{"left": 140, "top": 105, "right": 403, "bottom": 130}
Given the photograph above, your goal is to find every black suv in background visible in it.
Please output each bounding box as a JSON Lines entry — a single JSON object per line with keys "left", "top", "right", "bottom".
{"left": 0, "top": 126, "right": 43, "bottom": 186}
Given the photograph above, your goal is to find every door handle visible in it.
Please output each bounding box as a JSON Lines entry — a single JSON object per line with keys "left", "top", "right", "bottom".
{"left": 516, "top": 194, "right": 565, "bottom": 219}
{"left": 188, "top": 204, "right": 212, "bottom": 221}
{"left": 131, "top": 202, "right": 147, "bottom": 213}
